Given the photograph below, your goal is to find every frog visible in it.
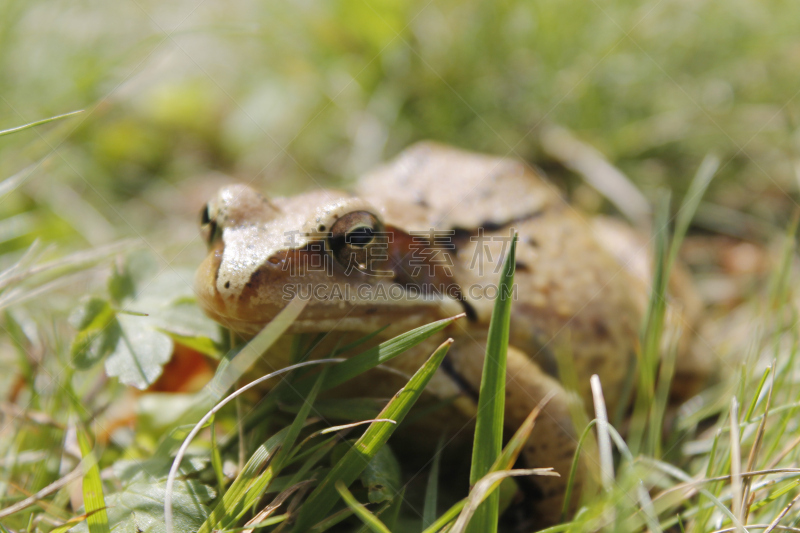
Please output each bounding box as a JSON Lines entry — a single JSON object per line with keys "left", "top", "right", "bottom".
{"left": 194, "top": 142, "right": 711, "bottom": 525}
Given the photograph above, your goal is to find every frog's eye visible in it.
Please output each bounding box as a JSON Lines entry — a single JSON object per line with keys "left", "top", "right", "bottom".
{"left": 328, "top": 211, "right": 383, "bottom": 271}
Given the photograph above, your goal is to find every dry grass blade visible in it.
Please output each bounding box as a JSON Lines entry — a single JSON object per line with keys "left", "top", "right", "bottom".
{"left": 0, "top": 239, "right": 138, "bottom": 294}
{"left": 296, "top": 419, "right": 396, "bottom": 450}
{"left": 744, "top": 365, "right": 774, "bottom": 521}
{"left": 540, "top": 124, "right": 651, "bottom": 225}
{"left": 730, "top": 397, "right": 745, "bottom": 531}
{"left": 451, "top": 469, "right": 558, "bottom": 533}
{"left": 242, "top": 480, "right": 314, "bottom": 533}
{"left": 0, "top": 464, "right": 82, "bottom": 518}
{"left": 591, "top": 375, "right": 614, "bottom": 491}
{"left": 712, "top": 526, "right": 800, "bottom": 533}
{"left": 763, "top": 491, "right": 800, "bottom": 533}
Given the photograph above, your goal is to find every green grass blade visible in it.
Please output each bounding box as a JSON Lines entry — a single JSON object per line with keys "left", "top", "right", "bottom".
{"left": 220, "top": 373, "right": 329, "bottom": 528}
{"left": 197, "top": 427, "right": 289, "bottom": 533}
{"left": 422, "top": 499, "right": 466, "bottom": 533}
{"left": 319, "top": 314, "right": 462, "bottom": 391}
{"left": 467, "top": 233, "right": 517, "bottom": 533}
{"left": 423, "top": 435, "right": 445, "bottom": 529}
{"left": 76, "top": 427, "right": 110, "bottom": 533}
{"left": 292, "top": 338, "right": 453, "bottom": 532}
{"left": 272, "top": 368, "right": 328, "bottom": 470}
{"left": 242, "top": 314, "right": 464, "bottom": 432}
{"left": 336, "top": 481, "right": 392, "bottom": 533}
{"left": 0, "top": 109, "right": 83, "bottom": 137}
{"left": 210, "top": 416, "right": 226, "bottom": 494}
{"left": 631, "top": 157, "right": 717, "bottom": 456}
{"left": 667, "top": 154, "right": 719, "bottom": 269}
{"left": 206, "top": 296, "right": 308, "bottom": 400}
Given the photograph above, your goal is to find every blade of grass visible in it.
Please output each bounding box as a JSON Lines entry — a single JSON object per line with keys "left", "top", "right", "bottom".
{"left": 272, "top": 368, "right": 328, "bottom": 470}
{"left": 591, "top": 375, "right": 615, "bottom": 493}
{"left": 198, "top": 427, "right": 289, "bottom": 533}
{"left": 206, "top": 296, "right": 308, "bottom": 399}
{"left": 209, "top": 415, "right": 226, "bottom": 494}
{"left": 76, "top": 426, "right": 110, "bottom": 533}
{"left": 242, "top": 314, "right": 464, "bottom": 433}
{"left": 318, "top": 314, "right": 463, "bottom": 392}
{"left": 730, "top": 398, "right": 745, "bottom": 532}
{"left": 216, "top": 370, "right": 330, "bottom": 530}
{"left": 630, "top": 156, "right": 716, "bottom": 456}
{"left": 291, "top": 338, "right": 453, "bottom": 532}
{"left": 156, "top": 297, "right": 311, "bottom": 457}
{"left": 0, "top": 110, "right": 83, "bottom": 137}
{"left": 241, "top": 480, "right": 313, "bottom": 533}
{"left": 452, "top": 469, "right": 558, "bottom": 533}
{"left": 166, "top": 358, "right": 340, "bottom": 533}
{"left": 421, "top": 401, "right": 549, "bottom": 533}
{"left": 423, "top": 434, "right": 445, "bottom": 529}
{"left": 467, "top": 233, "right": 517, "bottom": 533}
{"left": 336, "top": 481, "right": 392, "bottom": 533}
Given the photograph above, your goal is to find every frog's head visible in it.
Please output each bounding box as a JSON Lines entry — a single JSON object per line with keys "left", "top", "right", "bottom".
{"left": 195, "top": 184, "right": 467, "bottom": 336}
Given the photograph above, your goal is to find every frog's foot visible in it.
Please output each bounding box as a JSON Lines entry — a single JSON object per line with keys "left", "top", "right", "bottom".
{"left": 446, "top": 341, "right": 583, "bottom": 527}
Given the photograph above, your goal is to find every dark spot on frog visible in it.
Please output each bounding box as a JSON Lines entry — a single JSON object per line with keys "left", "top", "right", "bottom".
{"left": 224, "top": 281, "right": 230, "bottom": 289}
{"left": 364, "top": 307, "right": 378, "bottom": 315}
{"left": 245, "top": 269, "right": 262, "bottom": 288}
{"left": 515, "top": 261, "right": 530, "bottom": 272}
{"left": 318, "top": 224, "right": 326, "bottom": 232}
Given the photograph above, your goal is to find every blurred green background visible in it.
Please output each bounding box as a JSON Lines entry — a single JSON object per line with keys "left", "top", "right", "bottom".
{"left": 1, "top": 0, "right": 799, "bottom": 260}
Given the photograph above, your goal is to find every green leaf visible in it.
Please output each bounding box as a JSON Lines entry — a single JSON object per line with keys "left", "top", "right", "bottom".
{"left": 107, "top": 252, "right": 159, "bottom": 304}
{"left": 104, "top": 314, "right": 173, "bottom": 389}
{"left": 70, "top": 298, "right": 117, "bottom": 370}
{"left": 292, "top": 338, "right": 452, "bottom": 532}
{"left": 467, "top": 233, "right": 517, "bottom": 533}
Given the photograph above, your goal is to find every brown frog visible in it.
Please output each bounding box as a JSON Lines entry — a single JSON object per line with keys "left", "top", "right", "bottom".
{"left": 194, "top": 142, "right": 710, "bottom": 524}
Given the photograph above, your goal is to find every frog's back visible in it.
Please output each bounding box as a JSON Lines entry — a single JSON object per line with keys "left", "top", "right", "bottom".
{"left": 358, "top": 142, "right": 704, "bottom": 412}
{"left": 357, "top": 141, "right": 562, "bottom": 233}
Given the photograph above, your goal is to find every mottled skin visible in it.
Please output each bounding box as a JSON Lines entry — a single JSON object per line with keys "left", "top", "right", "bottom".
{"left": 195, "top": 142, "right": 708, "bottom": 525}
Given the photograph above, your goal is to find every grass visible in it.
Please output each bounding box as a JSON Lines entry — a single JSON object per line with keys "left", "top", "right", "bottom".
{"left": 3, "top": 178, "right": 799, "bottom": 532}
{"left": 2, "top": 0, "right": 800, "bottom": 531}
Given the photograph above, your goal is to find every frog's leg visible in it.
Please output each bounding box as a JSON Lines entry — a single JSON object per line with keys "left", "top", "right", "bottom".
{"left": 445, "top": 340, "right": 583, "bottom": 526}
